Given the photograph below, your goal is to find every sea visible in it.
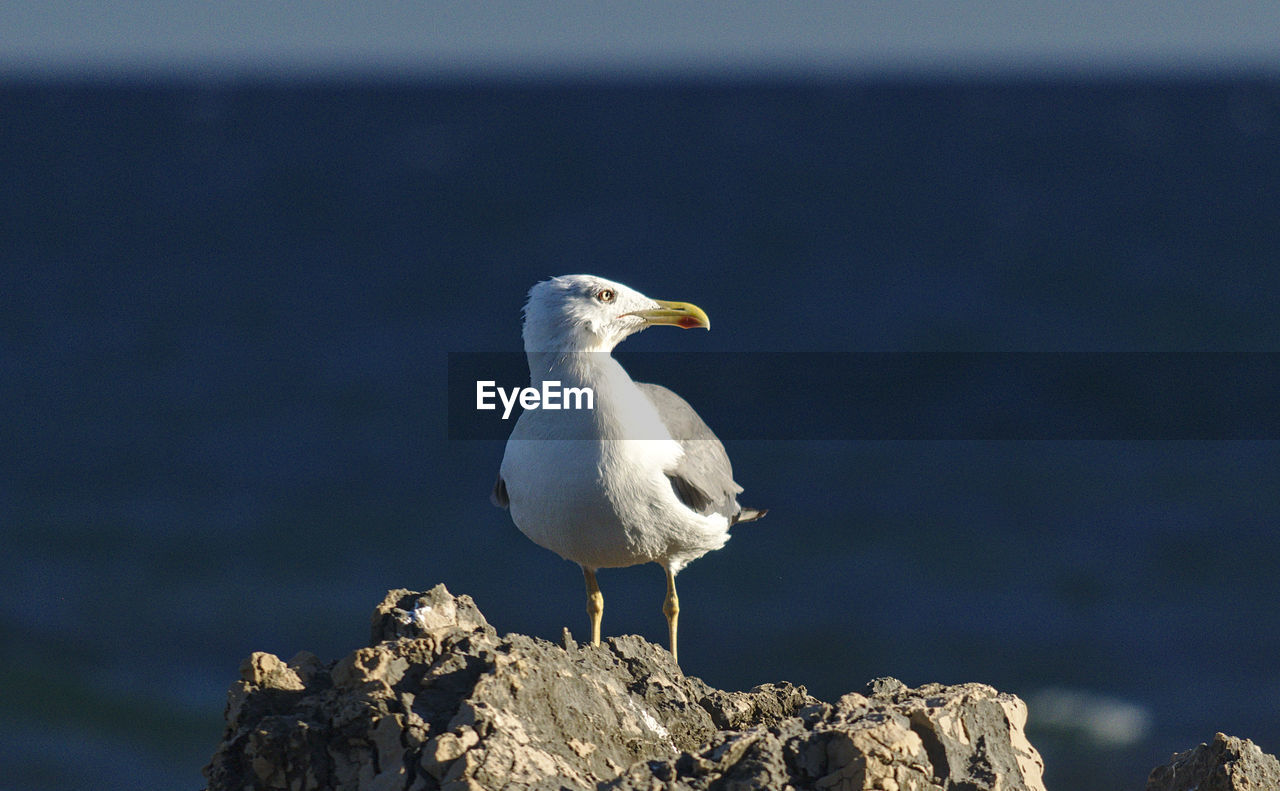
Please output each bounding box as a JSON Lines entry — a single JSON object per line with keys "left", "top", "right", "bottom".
{"left": 3, "top": 73, "right": 1279, "bottom": 790}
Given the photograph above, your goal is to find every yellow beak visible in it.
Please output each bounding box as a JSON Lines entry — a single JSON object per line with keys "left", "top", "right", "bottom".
{"left": 625, "top": 299, "right": 711, "bottom": 330}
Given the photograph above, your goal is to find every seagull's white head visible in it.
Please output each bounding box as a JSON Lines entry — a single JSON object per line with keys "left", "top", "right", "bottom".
{"left": 522, "top": 274, "right": 710, "bottom": 353}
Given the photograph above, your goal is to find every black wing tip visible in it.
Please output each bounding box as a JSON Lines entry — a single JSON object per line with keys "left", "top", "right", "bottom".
{"left": 491, "top": 477, "right": 510, "bottom": 509}
{"left": 733, "top": 506, "right": 768, "bottom": 525}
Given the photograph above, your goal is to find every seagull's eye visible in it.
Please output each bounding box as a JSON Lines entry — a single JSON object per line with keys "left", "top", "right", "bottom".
{"left": 596, "top": 289, "right": 616, "bottom": 303}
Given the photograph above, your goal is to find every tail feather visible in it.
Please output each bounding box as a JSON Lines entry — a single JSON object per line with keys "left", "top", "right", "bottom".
{"left": 732, "top": 506, "right": 768, "bottom": 526}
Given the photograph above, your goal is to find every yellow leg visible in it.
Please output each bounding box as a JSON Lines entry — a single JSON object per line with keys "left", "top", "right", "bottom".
{"left": 663, "top": 567, "right": 680, "bottom": 664}
{"left": 583, "top": 567, "right": 603, "bottom": 646}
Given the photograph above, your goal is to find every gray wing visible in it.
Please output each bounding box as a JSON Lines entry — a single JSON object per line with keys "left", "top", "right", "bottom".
{"left": 635, "top": 382, "right": 765, "bottom": 524}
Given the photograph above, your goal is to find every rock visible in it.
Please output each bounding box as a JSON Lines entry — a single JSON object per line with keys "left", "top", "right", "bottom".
{"left": 609, "top": 679, "right": 1048, "bottom": 791}
{"left": 1147, "top": 732, "right": 1280, "bottom": 791}
{"left": 203, "top": 585, "right": 1049, "bottom": 791}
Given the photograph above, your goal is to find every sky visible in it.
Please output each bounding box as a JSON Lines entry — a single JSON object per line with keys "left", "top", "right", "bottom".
{"left": 2, "top": 0, "right": 1279, "bottom": 79}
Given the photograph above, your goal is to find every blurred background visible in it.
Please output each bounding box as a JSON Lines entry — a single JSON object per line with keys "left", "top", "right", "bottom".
{"left": 3, "top": 3, "right": 1280, "bottom": 789}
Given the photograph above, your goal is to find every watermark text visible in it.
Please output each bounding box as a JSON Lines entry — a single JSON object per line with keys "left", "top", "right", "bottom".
{"left": 475, "top": 380, "right": 595, "bottom": 420}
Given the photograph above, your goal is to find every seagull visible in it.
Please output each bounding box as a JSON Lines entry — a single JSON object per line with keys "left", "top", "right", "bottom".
{"left": 491, "top": 274, "right": 765, "bottom": 663}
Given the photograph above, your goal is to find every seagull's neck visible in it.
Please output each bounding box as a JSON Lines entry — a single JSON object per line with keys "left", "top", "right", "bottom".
{"left": 524, "top": 348, "right": 667, "bottom": 441}
{"left": 525, "top": 349, "right": 628, "bottom": 391}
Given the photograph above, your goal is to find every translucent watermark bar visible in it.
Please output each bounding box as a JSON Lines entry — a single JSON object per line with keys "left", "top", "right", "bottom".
{"left": 447, "top": 352, "right": 1280, "bottom": 440}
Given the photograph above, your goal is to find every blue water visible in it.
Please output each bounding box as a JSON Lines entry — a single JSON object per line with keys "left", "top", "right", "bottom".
{"left": 3, "top": 76, "right": 1280, "bottom": 791}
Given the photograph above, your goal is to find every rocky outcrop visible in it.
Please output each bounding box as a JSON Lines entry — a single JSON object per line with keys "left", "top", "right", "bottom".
{"left": 204, "top": 585, "right": 1049, "bottom": 790}
{"left": 1147, "top": 732, "right": 1280, "bottom": 791}
{"left": 203, "top": 585, "right": 1280, "bottom": 790}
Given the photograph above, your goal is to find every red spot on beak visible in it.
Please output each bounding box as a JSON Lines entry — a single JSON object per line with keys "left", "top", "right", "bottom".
{"left": 677, "top": 316, "right": 701, "bottom": 329}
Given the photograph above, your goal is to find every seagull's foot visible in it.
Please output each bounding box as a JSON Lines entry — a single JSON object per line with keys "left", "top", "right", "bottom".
{"left": 663, "top": 567, "right": 680, "bottom": 665}
{"left": 583, "top": 567, "right": 603, "bottom": 647}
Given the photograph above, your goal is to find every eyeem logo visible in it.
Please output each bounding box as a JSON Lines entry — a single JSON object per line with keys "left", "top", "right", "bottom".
{"left": 451, "top": 351, "right": 1280, "bottom": 440}
{"left": 475, "top": 380, "right": 595, "bottom": 420}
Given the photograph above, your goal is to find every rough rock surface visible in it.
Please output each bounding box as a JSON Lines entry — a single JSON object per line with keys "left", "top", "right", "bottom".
{"left": 1147, "top": 732, "right": 1280, "bottom": 791}
{"left": 204, "top": 585, "right": 1052, "bottom": 791}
